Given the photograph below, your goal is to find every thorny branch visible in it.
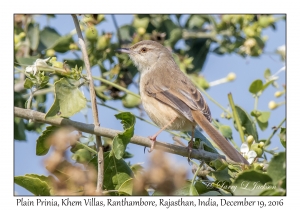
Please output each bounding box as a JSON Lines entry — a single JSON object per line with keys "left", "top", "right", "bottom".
{"left": 14, "top": 107, "right": 226, "bottom": 163}
{"left": 71, "top": 15, "right": 104, "bottom": 194}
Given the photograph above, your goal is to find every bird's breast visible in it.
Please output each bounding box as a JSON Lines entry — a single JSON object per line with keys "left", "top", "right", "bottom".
{"left": 140, "top": 90, "right": 194, "bottom": 131}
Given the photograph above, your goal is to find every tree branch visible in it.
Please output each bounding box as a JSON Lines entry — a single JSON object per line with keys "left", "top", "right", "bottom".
{"left": 14, "top": 107, "right": 225, "bottom": 163}
{"left": 71, "top": 15, "right": 103, "bottom": 194}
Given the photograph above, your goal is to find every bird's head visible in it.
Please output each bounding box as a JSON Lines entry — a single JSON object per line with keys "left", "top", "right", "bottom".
{"left": 116, "top": 40, "right": 173, "bottom": 73}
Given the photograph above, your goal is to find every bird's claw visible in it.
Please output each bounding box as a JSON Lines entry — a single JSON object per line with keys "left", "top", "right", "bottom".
{"left": 148, "top": 136, "right": 156, "bottom": 153}
{"left": 187, "top": 140, "right": 194, "bottom": 164}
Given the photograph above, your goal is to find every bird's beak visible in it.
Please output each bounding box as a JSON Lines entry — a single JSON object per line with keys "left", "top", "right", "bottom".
{"left": 115, "top": 48, "right": 130, "bottom": 54}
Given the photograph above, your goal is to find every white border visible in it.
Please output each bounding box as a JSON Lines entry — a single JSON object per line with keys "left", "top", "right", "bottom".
{"left": 2, "top": 0, "right": 296, "bottom": 208}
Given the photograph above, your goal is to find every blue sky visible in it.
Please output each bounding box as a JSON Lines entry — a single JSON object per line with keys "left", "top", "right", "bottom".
{"left": 14, "top": 15, "right": 286, "bottom": 195}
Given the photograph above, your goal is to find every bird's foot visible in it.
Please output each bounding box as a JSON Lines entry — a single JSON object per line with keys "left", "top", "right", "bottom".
{"left": 187, "top": 140, "right": 194, "bottom": 164}
{"left": 148, "top": 135, "right": 157, "bottom": 153}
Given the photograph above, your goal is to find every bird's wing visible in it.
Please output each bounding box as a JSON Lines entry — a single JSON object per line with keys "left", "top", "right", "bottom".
{"left": 144, "top": 67, "right": 211, "bottom": 122}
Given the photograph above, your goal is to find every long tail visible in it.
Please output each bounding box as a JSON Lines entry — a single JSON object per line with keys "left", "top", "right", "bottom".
{"left": 191, "top": 110, "right": 249, "bottom": 165}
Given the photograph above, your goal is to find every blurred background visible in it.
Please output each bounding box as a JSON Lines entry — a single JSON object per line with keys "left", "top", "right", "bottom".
{"left": 14, "top": 14, "right": 286, "bottom": 195}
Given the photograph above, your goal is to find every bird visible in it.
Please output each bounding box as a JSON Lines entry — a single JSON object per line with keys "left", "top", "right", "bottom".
{"left": 116, "top": 40, "right": 249, "bottom": 165}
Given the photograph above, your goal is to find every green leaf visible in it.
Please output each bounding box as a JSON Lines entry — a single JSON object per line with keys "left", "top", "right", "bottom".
{"left": 123, "top": 151, "right": 134, "bottom": 159}
{"left": 166, "top": 28, "right": 182, "bottom": 47}
{"left": 174, "top": 181, "right": 198, "bottom": 195}
{"left": 14, "top": 117, "right": 26, "bottom": 141}
{"left": 133, "top": 17, "right": 149, "bottom": 29}
{"left": 36, "top": 126, "right": 58, "bottom": 156}
{"left": 39, "top": 27, "right": 61, "bottom": 49}
{"left": 261, "top": 80, "right": 274, "bottom": 93}
{"left": 259, "top": 189, "right": 285, "bottom": 196}
{"left": 279, "top": 128, "right": 286, "bottom": 148}
{"left": 70, "top": 142, "right": 85, "bottom": 153}
{"left": 267, "top": 152, "right": 286, "bottom": 184}
{"left": 63, "top": 59, "right": 84, "bottom": 69}
{"left": 249, "top": 79, "right": 263, "bottom": 94}
{"left": 71, "top": 149, "right": 92, "bottom": 163}
{"left": 186, "top": 15, "right": 206, "bottom": 29}
{"left": 161, "top": 18, "right": 177, "bottom": 34}
{"left": 14, "top": 174, "right": 52, "bottom": 195}
{"left": 27, "top": 174, "right": 53, "bottom": 185}
{"left": 16, "top": 56, "right": 39, "bottom": 66}
{"left": 255, "top": 111, "right": 270, "bottom": 131}
{"left": 264, "top": 68, "right": 271, "bottom": 79}
{"left": 185, "top": 38, "right": 211, "bottom": 73}
{"left": 213, "top": 46, "right": 228, "bottom": 55}
{"left": 194, "top": 181, "right": 211, "bottom": 195}
{"left": 47, "top": 14, "right": 56, "bottom": 18}
{"left": 257, "top": 111, "right": 270, "bottom": 123}
{"left": 233, "top": 170, "right": 273, "bottom": 195}
{"left": 52, "top": 35, "right": 74, "bottom": 53}
{"left": 201, "top": 191, "right": 222, "bottom": 196}
{"left": 254, "top": 36, "right": 265, "bottom": 47}
{"left": 210, "top": 168, "right": 232, "bottom": 183}
{"left": 279, "top": 177, "right": 286, "bottom": 190}
{"left": 45, "top": 78, "right": 87, "bottom": 119}
{"left": 152, "top": 190, "right": 165, "bottom": 196}
{"left": 112, "top": 112, "right": 135, "bottom": 160}
{"left": 234, "top": 105, "right": 258, "bottom": 142}
{"left": 130, "top": 163, "right": 144, "bottom": 176}
{"left": 257, "top": 120, "right": 268, "bottom": 131}
{"left": 118, "top": 178, "right": 133, "bottom": 195}
{"left": 119, "top": 25, "right": 135, "bottom": 43}
{"left": 101, "top": 152, "right": 133, "bottom": 191}
{"left": 24, "top": 78, "right": 34, "bottom": 89}
{"left": 40, "top": 75, "right": 50, "bottom": 88}
{"left": 175, "top": 14, "right": 182, "bottom": 20}
{"left": 193, "top": 135, "right": 218, "bottom": 154}
{"left": 228, "top": 164, "right": 242, "bottom": 173}
{"left": 160, "top": 19, "right": 180, "bottom": 46}
{"left": 27, "top": 23, "right": 40, "bottom": 51}
{"left": 209, "top": 159, "right": 228, "bottom": 171}
{"left": 219, "top": 125, "right": 232, "bottom": 138}
{"left": 213, "top": 180, "right": 233, "bottom": 194}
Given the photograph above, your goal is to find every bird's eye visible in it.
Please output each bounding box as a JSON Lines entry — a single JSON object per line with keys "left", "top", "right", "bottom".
{"left": 141, "top": 47, "right": 147, "bottom": 53}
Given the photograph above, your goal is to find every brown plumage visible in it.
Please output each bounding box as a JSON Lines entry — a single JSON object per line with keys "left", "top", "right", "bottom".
{"left": 117, "top": 40, "right": 249, "bottom": 165}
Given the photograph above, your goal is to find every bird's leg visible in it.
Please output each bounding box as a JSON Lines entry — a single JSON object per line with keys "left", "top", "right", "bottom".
{"left": 187, "top": 125, "right": 195, "bottom": 162}
{"left": 148, "top": 117, "right": 177, "bottom": 153}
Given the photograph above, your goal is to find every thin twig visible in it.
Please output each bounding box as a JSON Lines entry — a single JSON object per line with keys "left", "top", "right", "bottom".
{"left": 26, "top": 89, "right": 35, "bottom": 110}
{"left": 23, "top": 87, "right": 54, "bottom": 98}
{"left": 92, "top": 75, "right": 140, "bottom": 98}
{"left": 264, "top": 118, "right": 286, "bottom": 148}
{"left": 14, "top": 107, "right": 225, "bottom": 163}
{"left": 254, "top": 95, "right": 258, "bottom": 111}
{"left": 71, "top": 14, "right": 103, "bottom": 194}
{"left": 197, "top": 85, "right": 232, "bottom": 117}
{"left": 191, "top": 161, "right": 204, "bottom": 185}
{"left": 172, "top": 136, "right": 187, "bottom": 147}
{"left": 228, "top": 93, "right": 245, "bottom": 143}
{"left": 111, "top": 15, "right": 122, "bottom": 46}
